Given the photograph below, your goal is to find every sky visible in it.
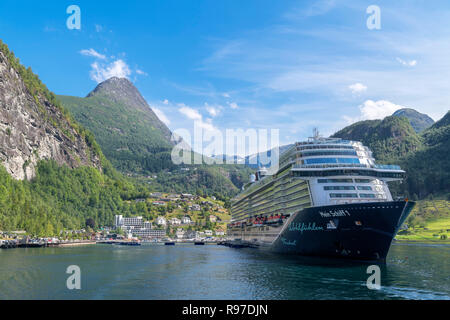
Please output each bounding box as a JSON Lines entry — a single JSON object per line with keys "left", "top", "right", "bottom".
{"left": 1, "top": 0, "right": 449, "bottom": 156}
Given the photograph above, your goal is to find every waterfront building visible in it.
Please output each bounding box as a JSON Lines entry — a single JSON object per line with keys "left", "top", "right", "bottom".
{"left": 205, "top": 230, "right": 213, "bottom": 237}
{"left": 115, "top": 215, "right": 163, "bottom": 239}
{"left": 176, "top": 228, "right": 185, "bottom": 239}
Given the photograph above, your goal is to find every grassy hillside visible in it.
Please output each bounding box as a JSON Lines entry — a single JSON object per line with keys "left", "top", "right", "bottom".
{"left": 58, "top": 94, "right": 176, "bottom": 174}
{"left": 401, "top": 111, "right": 450, "bottom": 199}
{"left": 396, "top": 200, "right": 450, "bottom": 242}
{"left": 151, "top": 165, "right": 252, "bottom": 198}
{"left": 0, "top": 156, "right": 157, "bottom": 236}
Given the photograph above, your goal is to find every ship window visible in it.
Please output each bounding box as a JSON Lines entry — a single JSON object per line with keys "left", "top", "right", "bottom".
{"left": 329, "top": 193, "right": 358, "bottom": 198}
{"left": 357, "top": 186, "right": 372, "bottom": 191}
{"left": 355, "top": 179, "right": 372, "bottom": 183}
{"left": 305, "top": 158, "right": 360, "bottom": 165}
{"left": 359, "top": 193, "right": 376, "bottom": 198}
{"left": 301, "top": 150, "right": 357, "bottom": 157}
{"left": 324, "top": 186, "right": 356, "bottom": 191}
{"left": 318, "top": 179, "right": 353, "bottom": 183}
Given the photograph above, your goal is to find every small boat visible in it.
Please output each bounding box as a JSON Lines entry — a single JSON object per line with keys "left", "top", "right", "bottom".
{"left": 118, "top": 241, "right": 141, "bottom": 246}
{"left": 164, "top": 242, "right": 175, "bottom": 246}
{"left": 194, "top": 242, "right": 205, "bottom": 245}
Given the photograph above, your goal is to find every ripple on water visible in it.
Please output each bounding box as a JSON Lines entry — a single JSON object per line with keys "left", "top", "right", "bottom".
{"left": 0, "top": 243, "right": 448, "bottom": 300}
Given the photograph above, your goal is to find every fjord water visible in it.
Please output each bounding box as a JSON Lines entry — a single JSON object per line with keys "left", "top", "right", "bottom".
{"left": 0, "top": 243, "right": 448, "bottom": 300}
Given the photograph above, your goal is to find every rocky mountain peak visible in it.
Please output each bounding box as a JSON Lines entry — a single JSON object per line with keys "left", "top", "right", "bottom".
{"left": 87, "top": 77, "right": 149, "bottom": 112}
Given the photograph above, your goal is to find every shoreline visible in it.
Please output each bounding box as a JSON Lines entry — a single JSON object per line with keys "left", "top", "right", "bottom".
{"left": 58, "top": 241, "right": 97, "bottom": 247}
{"left": 393, "top": 239, "right": 450, "bottom": 244}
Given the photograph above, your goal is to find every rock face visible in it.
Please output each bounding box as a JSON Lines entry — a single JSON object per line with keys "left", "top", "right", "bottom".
{"left": 0, "top": 44, "right": 101, "bottom": 180}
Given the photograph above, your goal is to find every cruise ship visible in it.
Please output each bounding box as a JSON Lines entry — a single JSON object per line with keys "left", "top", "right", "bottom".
{"left": 228, "top": 134, "right": 415, "bottom": 262}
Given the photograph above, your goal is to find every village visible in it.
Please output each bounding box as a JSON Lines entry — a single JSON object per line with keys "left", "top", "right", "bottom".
{"left": 119, "top": 192, "right": 230, "bottom": 241}
{"left": 0, "top": 193, "right": 231, "bottom": 248}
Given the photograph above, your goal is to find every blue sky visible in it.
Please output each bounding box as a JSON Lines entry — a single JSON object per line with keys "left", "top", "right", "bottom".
{"left": 1, "top": 0, "right": 449, "bottom": 155}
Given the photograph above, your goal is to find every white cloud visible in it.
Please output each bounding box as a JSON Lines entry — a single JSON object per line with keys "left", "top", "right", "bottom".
{"left": 136, "top": 69, "right": 148, "bottom": 76}
{"left": 178, "top": 105, "right": 202, "bottom": 120}
{"left": 396, "top": 58, "right": 417, "bottom": 67}
{"left": 163, "top": 99, "right": 169, "bottom": 105}
{"left": 205, "top": 103, "right": 222, "bottom": 117}
{"left": 359, "top": 100, "right": 404, "bottom": 120}
{"left": 95, "top": 24, "right": 103, "bottom": 33}
{"left": 343, "top": 100, "right": 405, "bottom": 124}
{"left": 80, "top": 48, "right": 106, "bottom": 60}
{"left": 90, "top": 59, "right": 132, "bottom": 83}
{"left": 222, "top": 93, "right": 230, "bottom": 98}
{"left": 229, "top": 102, "right": 239, "bottom": 109}
{"left": 196, "top": 118, "right": 217, "bottom": 132}
{"left": 349, "top": 82, "right": 367, "bottom": 94}
{"left": 153, "top": 107, "right": 171, "bottom": 125}
{"left": 178, "top": 104, "right": 219, "bottom": 134}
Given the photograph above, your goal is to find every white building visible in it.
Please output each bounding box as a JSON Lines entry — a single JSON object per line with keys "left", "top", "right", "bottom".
{"left": 114, "top": 215, "right": 163, "bottom": 239}
{"left": 144, "top": 221, "right": 152, "bottom": 229}
{"left": 115, "top": 215, "right": 144, "bottom": 228}
{"left": 182, "top": 216, "right": 192, "bottom": 224}
{"left": 156, "top": 216, "right": 167, "bottom": 226}
{"left": 197, "top": 231, "right": 205, "bottom": 239}
{"left": 133, "top": 229, "right": 165, "bottom": 238}
{"left": 205, "top": 230, "right": 213, "bottom": 237}
{"left": 189, "top": 204, "right": 201, "bottom": 211}
{"left": 170, "top": 218, "right": 181, "bottom": 225}
{"left": 176, "top": 228, "right": 185, "bottom": 239}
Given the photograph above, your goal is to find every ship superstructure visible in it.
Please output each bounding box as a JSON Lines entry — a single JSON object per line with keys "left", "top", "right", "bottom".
{"left": 228, "top": 135, "right": 414, "bottom": 262}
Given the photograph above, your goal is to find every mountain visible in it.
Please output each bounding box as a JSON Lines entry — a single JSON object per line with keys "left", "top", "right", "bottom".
{"left": 332, "top": 116, "right": 423, "bottom": 162}
{"left": 332, "top": 110, "right": 450, "bottom": 199}
{"left": 58, "top": 78, "right": 251, "bottom": 196}
{"left": 58, "top": 77, "right": 177, "bottom": 174}
{"left": 0, "top": 39, "right": 157, "bottom": 235}
{"left": 402, "top": 111, "right": 450, "bottom": 198}
{"left": 0, "top": 40, "right": 102, "bottom": 180}
{"left": 392, "top": 108, "right": 435, "bottom": 133}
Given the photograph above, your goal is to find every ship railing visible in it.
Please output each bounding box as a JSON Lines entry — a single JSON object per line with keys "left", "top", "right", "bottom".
{"left": 293, "top": 163, "right": 369, "bottom": 169}
{"left": 293, "top": 163, "right": 401, "bottom": 170}
{"left": 373, "top": 164, "right": 401, "bottom": 170}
